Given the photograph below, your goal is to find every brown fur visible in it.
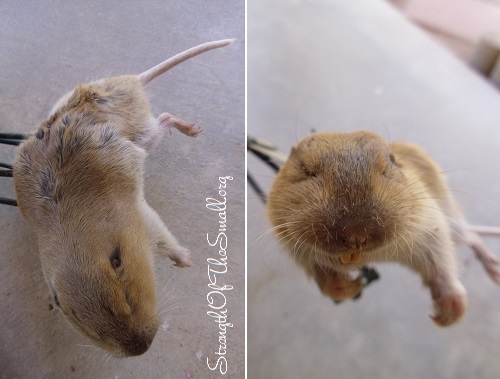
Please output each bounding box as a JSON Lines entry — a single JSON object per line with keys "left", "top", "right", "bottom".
{"left": 13, "top": 40, "right": 233, "bottom": 356}
{"left": 268, "top": 131, "right": 500, "bottom": 326}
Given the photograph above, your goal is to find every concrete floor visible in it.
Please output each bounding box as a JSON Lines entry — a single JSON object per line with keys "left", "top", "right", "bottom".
{"left": 248, "top": 1, "right": 500, "bottom": 379}
{"left": 0, "top": 1, "right": 244, "bottom": 378}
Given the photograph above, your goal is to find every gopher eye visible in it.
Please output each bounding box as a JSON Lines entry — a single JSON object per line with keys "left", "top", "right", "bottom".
{"left": 389, "top": 153, "right": 402, "bottom": 168}
{"left": 110, "top": 248, "right": 122, "bottom": 270}
{"left": 301, "top": 164, "right": 318, "bottom": 178}
{"left": 53, "top": 292, "right": 60, "bottom": 307}
{"left": 383, "top": 153, "right": 401, "bottom": 177}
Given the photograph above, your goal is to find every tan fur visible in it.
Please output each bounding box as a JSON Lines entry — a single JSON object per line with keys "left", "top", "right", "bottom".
{"left": 13, "top": 40, "right": 233, "bottom": 356}
{"left": 268, "top": 131, "right": 499, "bottom": 326}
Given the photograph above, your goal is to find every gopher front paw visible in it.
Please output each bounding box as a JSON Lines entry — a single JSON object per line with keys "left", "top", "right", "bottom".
{"left": 320, "top": 271, "right": 363, "bottom": 301}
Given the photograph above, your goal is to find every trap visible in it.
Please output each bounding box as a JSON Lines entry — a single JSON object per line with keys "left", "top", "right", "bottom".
{"left": 0, "top": 132, "right": 28, "bottom": 206}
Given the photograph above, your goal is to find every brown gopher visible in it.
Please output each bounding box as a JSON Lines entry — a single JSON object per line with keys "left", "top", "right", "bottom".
{"left": 268, "top": 131, "right": 500, "bottom": 326}
{"left": 14, "top": 39, "right": 234, "bottom": 356}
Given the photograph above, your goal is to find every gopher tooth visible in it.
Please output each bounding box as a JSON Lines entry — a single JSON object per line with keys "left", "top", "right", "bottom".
{"left": 351, "top": 251, "right": 362, "bottom": 263}
{"left": 340, "top": 253, "right": 353, "bottom": 264}
{"left": 339, "top": 252, "right": 362, "bottom": 265}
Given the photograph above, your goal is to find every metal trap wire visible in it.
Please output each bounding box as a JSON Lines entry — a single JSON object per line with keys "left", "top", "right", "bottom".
{"left": 247, "top": 136, "right": 380, "bottom": 302}
{"left": 0, "top": 132, "right": 28, "bottom": 206}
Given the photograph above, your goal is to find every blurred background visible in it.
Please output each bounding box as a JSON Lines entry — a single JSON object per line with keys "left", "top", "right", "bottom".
{"left": 248, "top": 0, "right": 500, "bottom": 378}
{"left": 387, "top": 0, "right": 500, "bottom": 84}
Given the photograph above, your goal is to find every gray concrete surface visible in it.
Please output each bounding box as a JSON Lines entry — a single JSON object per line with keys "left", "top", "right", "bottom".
{"left": 0, "top": 1, "right": 244, "bottom": 378}
{"left": 248, "top": 1, "right": 500, "bottom": 378}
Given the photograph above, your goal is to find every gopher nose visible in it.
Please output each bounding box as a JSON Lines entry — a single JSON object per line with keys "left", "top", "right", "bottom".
{"left": 123, "top": 325, "right": 158, "bottom": 356}
{"left": 124, "top": 336, "right": 153, "bottom": 356}
{"left": 340, "top": 225, "right": 368, "bottom": 250}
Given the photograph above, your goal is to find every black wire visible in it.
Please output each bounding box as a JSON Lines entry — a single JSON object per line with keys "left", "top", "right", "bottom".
{"left": 0, "top": 138, "right": 23, "bottom": 146}
{"left": 0, "top": 132, "right": 24, "bottom": 207}
{"left": 0, "top": 169, "right": 13, "bottom": 177}
{"left": 247, "top": 138, "right": 279, "bottom": 205}
{"left": 247, "top": 139, "right": 280, "bottom": 173}
{"left": 247, "top": 172, "right": 267, "bottom": 204}
{"left": 0, "top": 197, "right": 17, "bottom": 206}
{"left": 0, "top": 132, "right": 28, "bottom": 140}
